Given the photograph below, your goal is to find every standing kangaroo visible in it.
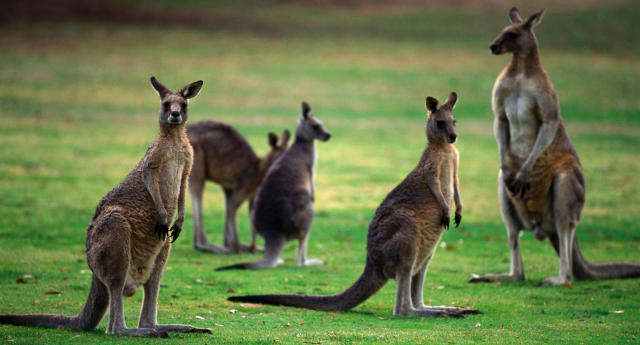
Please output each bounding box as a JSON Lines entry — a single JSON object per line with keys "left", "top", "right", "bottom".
{"left": 216, "top": 102, "right": 330, "bottom": 270}
{"left": 187, "top": 120, "right": 290, "bottom": 254}
{"left": 229, "top": 94, "right": 480, "bottom": 318}
{"left": 0, "top": 77, "right": 212, "bottom": 338}
{"left": 469, "top": 8, "right": 640, "bottom": 286}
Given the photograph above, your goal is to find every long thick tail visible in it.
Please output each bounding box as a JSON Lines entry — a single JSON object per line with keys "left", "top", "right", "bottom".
{"left": 216, "top": 234, "right": 285, "bottom": 271}
{"left": 549, "top": 235, "right": 640, "bottom": 280}
{"left": 228, "top": 262, "right": 387, "bottom": 311}
{"left": 0, "top": 274, "right": 109, "bottom": 330}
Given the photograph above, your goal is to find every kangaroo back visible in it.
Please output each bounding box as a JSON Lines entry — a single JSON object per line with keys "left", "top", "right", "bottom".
{"left": 228, "top": 262, "right": 387, "bottom": 311}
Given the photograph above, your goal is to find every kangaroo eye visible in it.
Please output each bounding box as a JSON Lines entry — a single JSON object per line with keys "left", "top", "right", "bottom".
{"left": 312, "top": 124, "right": 321, "bottom": 130}
{"left": 437, "top": 121, "right": 445, "bottom": 128}
{"left": 453, "top": 120, "right": 457, "bottom": 126}
{"left": 180, "top": 103, "right": 187, "bottom": 110}
{"left": 162, "top": 102, "right": 170, "bottom": 110}
{"left": 507, "top": 32, "right": 518, "bottom": 39}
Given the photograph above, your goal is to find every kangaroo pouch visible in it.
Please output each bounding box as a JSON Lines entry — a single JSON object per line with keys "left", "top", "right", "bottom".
{"left": 506, "top": 152, "right": 580, "bottom": 226}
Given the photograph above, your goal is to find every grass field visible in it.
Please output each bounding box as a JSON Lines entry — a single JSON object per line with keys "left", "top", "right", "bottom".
{"left": 1, "top": 1, "right": 639, "bottom": 344}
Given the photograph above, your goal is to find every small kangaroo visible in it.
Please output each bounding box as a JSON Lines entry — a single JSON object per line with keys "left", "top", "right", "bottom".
{"left": 470, "top": 8, "right": 640, "bottom": 286}
{"left": 228, "top": 94, "right": 480, "bottom": 318}
{"left": 216, "top": 102, "right": 330, "bottom": 270}
{"left": 187, "top": 120, "right": 291, "bottom": 254}
{"left": 0, "top": 77, "right": 212, "bottom": 338}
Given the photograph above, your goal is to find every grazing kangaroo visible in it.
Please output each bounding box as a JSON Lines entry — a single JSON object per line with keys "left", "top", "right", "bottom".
{"left": 469, "top": 8, "right": 640, "bottom": 286}
{"left": 216, "top": 101, "right": 330, "bottom": 270}
{"left": 187, "top": 120, "right": 291, "bottom": 254}
{"left": 0, "top": 77, "right": 212, "bottom": 338}
{"left": 229, "top": 94, "right": 480, "bottom": 318}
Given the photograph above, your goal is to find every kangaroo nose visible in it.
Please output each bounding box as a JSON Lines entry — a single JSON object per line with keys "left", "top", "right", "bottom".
{"left": 448, "top": 134, "right": 457, "bottom": 143}
{"left": 170, "top": 111, "right": 180, "bottom": 118}
{"left": 490, "top": 44, "right": 499, "bottom": 54}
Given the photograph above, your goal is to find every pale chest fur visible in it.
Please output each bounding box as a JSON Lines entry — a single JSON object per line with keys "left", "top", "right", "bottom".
{"left": 494, "top": 74, "right": 541, "bottom": 160}
{"left": 159, "top": 143, "right": 192, "bottom": 217}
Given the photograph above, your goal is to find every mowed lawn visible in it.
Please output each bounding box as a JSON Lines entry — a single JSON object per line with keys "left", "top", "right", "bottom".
{"left": 0, "top": 1, "right": 639, "bottom": 344}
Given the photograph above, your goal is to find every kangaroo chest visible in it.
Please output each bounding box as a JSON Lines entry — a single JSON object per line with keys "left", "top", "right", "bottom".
{"left": 159, "top": 146, "right": 190, "bottom": 216}
{"left": 499, "top": 76, "right": 541, "bottom": 160}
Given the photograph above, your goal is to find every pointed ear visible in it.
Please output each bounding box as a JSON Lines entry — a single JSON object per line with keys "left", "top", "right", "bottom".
{"left": 523, "top": 9, "right": 545, "bottom": 29}
{"left": 150, "top": 76, "right": 171, "bottom": 98}
{"left": 268, "top": 132, "right": 278, "bottom": 148}
{"left": 279, "top": 129, "right": 291, "bottom": 147}
{"left": 180, "top": 80, "right": 203, "bottom": 99}
{"left": 425, "top": 97, "right": 439, "bottom": 113}
{"left": 509, "top": 7, "right": 523, "bottom": 23}
{"left": 301, "top": 101, "right": 312, "bottom": 119}
{"left": 443, "top": 91, "right": 458, "bottom": 110}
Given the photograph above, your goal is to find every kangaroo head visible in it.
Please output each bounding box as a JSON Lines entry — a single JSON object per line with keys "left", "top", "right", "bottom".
{"left": 150, "top": 76, "right": 203, "bottom": 126}
{"left": 295, "top": 101, "right": 331, "bottom": 142}
{"left": 490, "top": 8, "right": 545, "bottom": 55}
{"left": 264, "top": 129, "right": 291, "bottom": 166}
{"left": 425, "top": 92, "right": 458, "bottom": 144}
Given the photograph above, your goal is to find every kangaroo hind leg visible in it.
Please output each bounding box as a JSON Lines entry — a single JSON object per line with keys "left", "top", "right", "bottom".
{"left": 138, "top": 242, "right": 212, "bottom": 334}
{"left": 540, "top": 170, "right": 584, "bottom": 286}
{"left": 89, "top": 211, "right": 167, "bottom": 338}
{"left": 470, "top": 171, "right": 526, "bottom": 283}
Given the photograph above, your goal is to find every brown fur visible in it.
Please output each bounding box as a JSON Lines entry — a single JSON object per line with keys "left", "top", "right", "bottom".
{"left": 216, "top": 102, "right": 330, "bottom": 270}
{"left": 0, "top": 77, "right": 212, "bottom": 338}
{"left": 187, "top": 120, "right": 290, "bottom": 254}
{"left": 470, "top": 8, "right": 640, "bottom": 286}
{"left": 228, "top": 94, "right": 480, "bottom": 318}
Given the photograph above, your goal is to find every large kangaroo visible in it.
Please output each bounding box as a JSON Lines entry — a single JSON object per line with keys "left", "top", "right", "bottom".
{"left": 470, "top": 8, "right": 640, "bottom": 286}
{"left": 229, "top": 94, "right": 480, "bottom": 318}
{"left": 216, "top": 102, "right": 330, "bottom": 270}
{"left": 0, "top": 77, "right": 212, "bottom": 338}
{"left": 187, "top": 120, "right": 290, "bottom": 254}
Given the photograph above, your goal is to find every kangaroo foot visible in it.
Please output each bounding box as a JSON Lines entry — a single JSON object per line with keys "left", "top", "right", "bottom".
{"left": 538, "top": 276, "right": 572, "bottom": 286}
{"left": 469, "top": 273, "right": 524, "bottom": 283}
{"left": 301, "top": 258, "right": 324, "bottom": 266}
{"left": 396, "top": 306, "right": 480, "bottom": 318}
{"left": 155, "top": 324, "right": 213, "bottom": 334}
{"left": 241, "top": 243, "right": 264, "bottom": 254}
{"left": 108, "top": 327, "right": 169, "bottom": 338}
{"left": 194, "top": 242, "right": 231, "bottom": 254}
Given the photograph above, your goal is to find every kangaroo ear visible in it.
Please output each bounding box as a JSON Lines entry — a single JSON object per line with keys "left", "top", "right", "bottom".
{"left": 180, "top": 80, "right": 203, "bottom": 99}
{"left": 523, "top": 9, "right": 545, "bottom": 29}
{"left": 268, "top": 132, "right": 278, "bottom": 148}
{"left": 279, "top": 129, "right": 291, "bottom": 147}
{"left": 425, "top": 97, "right": 439, "bottom": 113}
{"left": 509, "top": 7, "right": 523, "bottom": 23}
{"left": 301, "top": 101, "right": 312, "bottom": 119}
{"left": 443, "top": 91, "right": 458, "bottom": 110}
{"left": 150, "top": 76, "right": 171, "bottom": 98}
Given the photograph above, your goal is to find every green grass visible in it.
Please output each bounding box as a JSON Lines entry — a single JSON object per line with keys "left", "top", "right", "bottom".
{"left": 1, "top": 1, "right": 639, "bottom": 344}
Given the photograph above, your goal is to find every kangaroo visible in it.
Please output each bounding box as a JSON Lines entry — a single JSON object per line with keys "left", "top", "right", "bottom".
{"left": 228, "top": 94, "right": 480, "bottom": 318}
{"left": 469, "top": 8, "right": 640, "bottom": 286}
{"left": 187, "top": 120, "right": 291, "bottom": 254}
{"left": 0, "top": 77, "right": 212, "bottom": 338}
{"left": 216, "top": 101, "right": 330, "bottom": 270}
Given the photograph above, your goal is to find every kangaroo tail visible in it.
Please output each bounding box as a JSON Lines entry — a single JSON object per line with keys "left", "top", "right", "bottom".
{"left": 228, "top": 261, "right": 387, "bottom": 311}
{"left": 550, "top": 235, "right": 640, "bottom": 280}
{"left": 0, "top": 274, "right": 109, "bottom": 331}
{"left": 216, "top": 234, "right": 285, "bottom": 271}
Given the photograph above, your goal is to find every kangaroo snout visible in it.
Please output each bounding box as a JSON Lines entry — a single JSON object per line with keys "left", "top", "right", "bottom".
{"left": 169, "top": 111, "right": 181, "bottom": 123}
{"left": 448, "top": 134, "right": 457, "bottom": 143}
{"left": 321, "top": 132, "right": 331, "bottom": 141}
{"left": 490, "top": 44, "right": 500, "bottom": 55}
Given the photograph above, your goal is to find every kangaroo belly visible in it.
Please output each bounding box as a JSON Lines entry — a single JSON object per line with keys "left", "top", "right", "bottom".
{"left": 507, "top": 152, "right": 580, "bottom": 227}
{"left": 160, "top": 159, "right": 184, "bottom": 217}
